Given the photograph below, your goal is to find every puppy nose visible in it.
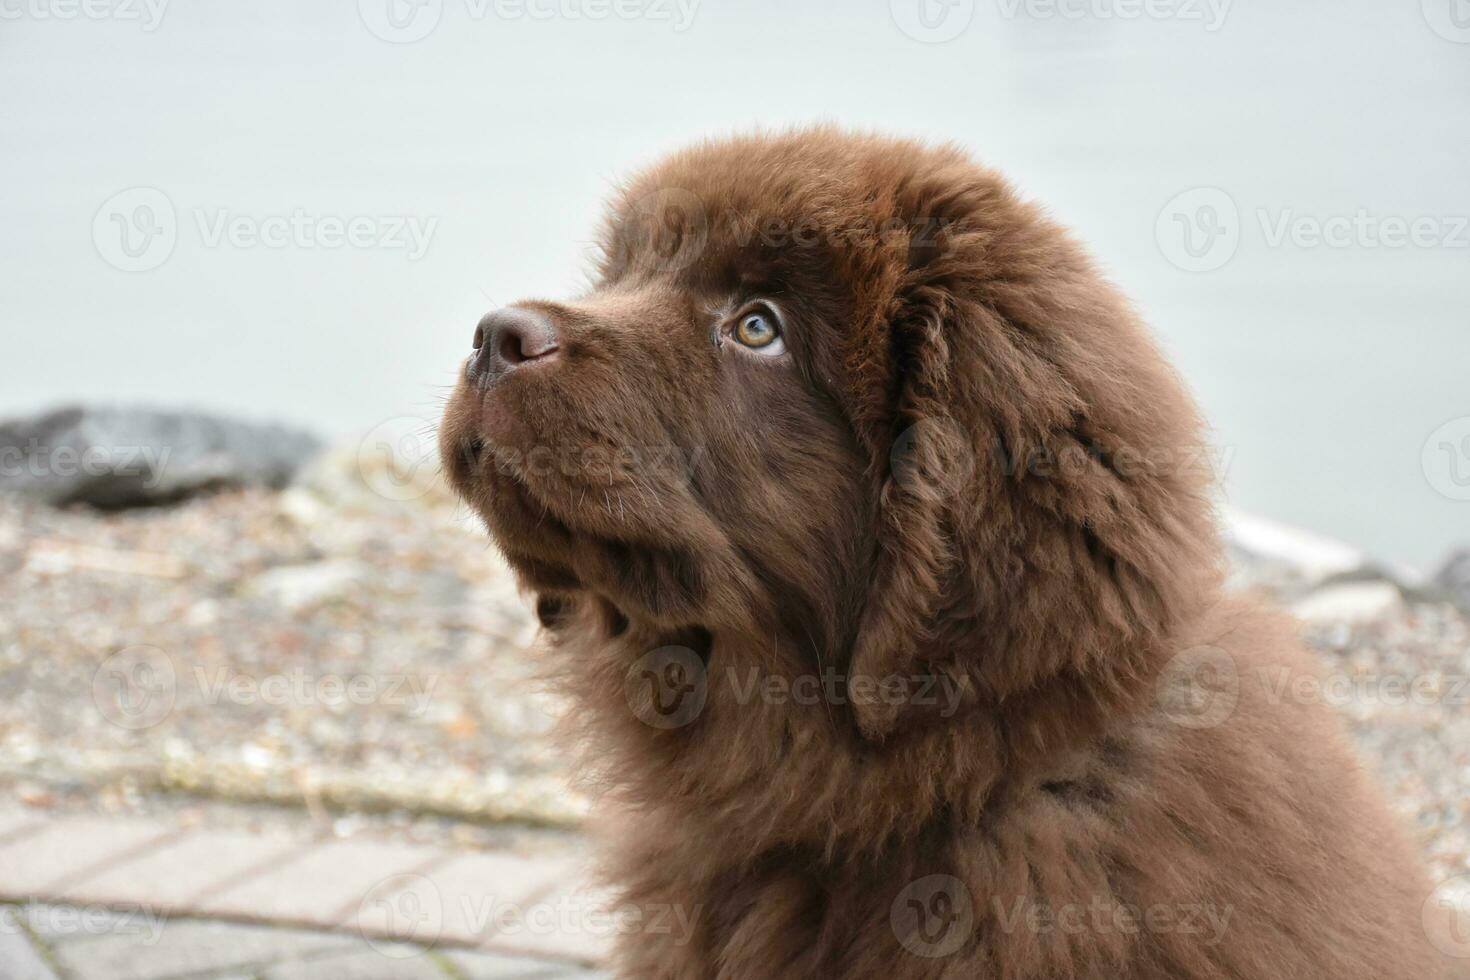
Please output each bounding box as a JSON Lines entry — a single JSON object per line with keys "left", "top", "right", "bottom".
{"left": 468, "top": 307, "right": 560, "bottom": 384}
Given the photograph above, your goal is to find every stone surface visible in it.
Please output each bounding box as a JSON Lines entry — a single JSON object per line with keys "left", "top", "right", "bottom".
{"left": 0, "top": 907, "right": 61, "bottom": 980}
{"left": 199, "top": 839, "right": 448, "bottom": 927}
{"left": 0, "top": 405, "right": 321, "bottom": 509}
{"left": 60, "top": 829, "right": 307, "bottom": 911}
{"left": 353, "top": 851, "right": 586, "bottom": 947}
{"left": 261, "top": 941, "right": 452, "bottom": 980}
{"left": 0, "top": 810, "right": 42, "bottom": 843}
{"left": 448, "top": 948, "right": 607, "bottom": 978}
{"left": 480, "top": 880, "right": 617, "bottom": 966}
{"left": 0, "top": 818, "right": 175, "bottom": 899}
{"left": 47, "top": 918, "right": 358, "bottom": 980}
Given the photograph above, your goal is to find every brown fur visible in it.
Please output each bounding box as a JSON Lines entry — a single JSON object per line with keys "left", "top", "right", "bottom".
{"left": 440, "top": 128, "right": 1448, "bottom": 979}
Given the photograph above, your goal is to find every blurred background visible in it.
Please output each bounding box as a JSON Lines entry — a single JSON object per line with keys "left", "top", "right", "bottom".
{"left": 1, "top": 3, "right": 1468, "bottom": 977}
{"left": 4, "top": 0, "right": 1469, "bottom": 566}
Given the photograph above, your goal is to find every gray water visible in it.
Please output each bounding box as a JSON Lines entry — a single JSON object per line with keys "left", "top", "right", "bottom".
{"left": 3, "top": 0, "right": 1467, "bottom": 568}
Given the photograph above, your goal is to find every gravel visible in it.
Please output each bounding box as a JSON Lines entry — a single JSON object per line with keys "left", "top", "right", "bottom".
{"left": 1, "top": 447, "right": 1465, "bottom": 883}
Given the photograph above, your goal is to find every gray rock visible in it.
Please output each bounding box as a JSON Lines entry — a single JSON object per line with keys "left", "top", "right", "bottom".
{"left": 1433, "top": 547, "right": 1470, "bottom": 611}
{"left": 0, "top": 405, "right": 320, "bottom": 509}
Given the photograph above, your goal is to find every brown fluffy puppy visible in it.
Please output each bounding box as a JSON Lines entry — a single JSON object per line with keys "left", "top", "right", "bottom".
{"left": 440, "top": 129, "right": 1449, "bottom": 979}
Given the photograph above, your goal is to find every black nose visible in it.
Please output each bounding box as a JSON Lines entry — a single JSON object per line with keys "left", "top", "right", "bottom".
{"left": 468, "top": 307, "right": 561, "bottom": 384}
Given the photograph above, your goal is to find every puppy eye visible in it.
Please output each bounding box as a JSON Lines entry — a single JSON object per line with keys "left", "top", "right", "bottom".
{"left": 732, "top": 309, "right": 785, "bottom": 355}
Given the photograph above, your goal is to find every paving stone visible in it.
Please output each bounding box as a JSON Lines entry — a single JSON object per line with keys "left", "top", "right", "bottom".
{"left": 61, "top": 829, "right": 307, "bottom": 913}
{"left": 352, "top": 852, "right": 582, "bottom": 947}
{"left": 49, "top": 918, "right": 359, "bottom": 980}
{"left": 199, "top": 839, "right": 447, "bottom": 928}
{"left": 447, "top": 948, "right": 604, "bottom": 979}
{"left": 14, "top": 902, "right": 168, "bottom": 945}
{"left": 0, "top": 811, "right": 43, "bottom": 844}
{"left": 476, "top": 879, "right": 616, "bottom": 966}
{"left": 262, "top": 940, "right": 451, "bottom": 979}
{"left": 0, "top": 818, "right": 176, "bottom": 900}
{"left": 0, "top": 907, "right": 62, "bottom": 980}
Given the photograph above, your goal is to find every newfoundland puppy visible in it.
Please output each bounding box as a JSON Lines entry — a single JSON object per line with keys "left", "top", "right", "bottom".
{"left": 440, "top": 129, "right": 1449, "bottom": 978}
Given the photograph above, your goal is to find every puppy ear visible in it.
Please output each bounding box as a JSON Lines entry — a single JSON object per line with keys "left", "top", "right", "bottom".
{"left": 846, "top": 213, "right": 1220, "bottom": 742}
{"left": 846, "top": 302, "right": 970, "bottom": 738}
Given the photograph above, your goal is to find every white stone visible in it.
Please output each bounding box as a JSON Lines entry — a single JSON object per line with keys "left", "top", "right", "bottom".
{"left": 249, "top": 560, "right": 367, "bottom": 611}
{"left": 1292, "top": 582, "right": 1405, "bottom": 625}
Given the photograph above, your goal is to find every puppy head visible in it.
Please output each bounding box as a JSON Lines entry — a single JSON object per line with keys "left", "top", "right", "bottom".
{"left": 441, "top": 128, "right": 1220, "bottom": 742}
